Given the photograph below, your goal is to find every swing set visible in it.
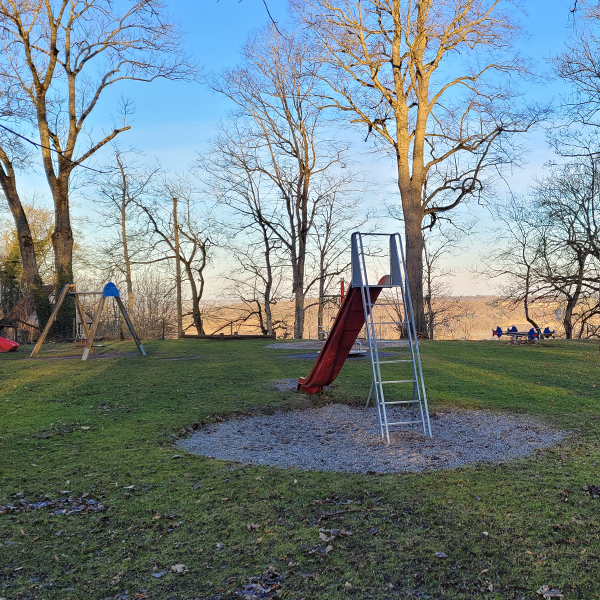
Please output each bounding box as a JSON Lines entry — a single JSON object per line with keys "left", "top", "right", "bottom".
{"left": 30, "top": 282, "right": 146, "bottom": 361}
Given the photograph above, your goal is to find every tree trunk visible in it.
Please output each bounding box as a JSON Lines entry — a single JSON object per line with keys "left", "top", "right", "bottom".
{"left": 50, "top": 174, "right": 76, "bottom": 338}
{"left": 121, "top": 205, "right": 135, "bottom": 315}
{"left": 0, "top": 152, "right": 52, "bottom": 328}
{"left": 173, "top": 197, "right": 183, "bottom": 338}
{"left": 262, "top": 229, "right": 274, "bottom": 336}
{"left": 317, "top": 273, "right": 326, "bottom": 341}
{"left": 424, "top": 251, "right": 434, "bottom": 340}
{"left": 291, "top": 241, "right": 306, "bottom": 339}
{"left": 563, "top": 260, "right": 586, "bottom": 340}
{"left": 563, "top": 298, "right": 575, "bottom": 339}
{"left": 263, "top": 293, "right": 274, "bottom": 336}
{"left": 402, "top": 199, "right": 428, "bottom": 338}
{"left": 183, "top": 261, "right": 205, "bottom": 336}
{"left": 523, "top": 266, "right": 541, "bottom": 332}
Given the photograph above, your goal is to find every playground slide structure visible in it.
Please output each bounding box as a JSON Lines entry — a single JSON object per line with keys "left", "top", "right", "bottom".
{"left": 297, "top": 283, "right": 383, "bottom": 394}
{"left": 0, "top": 336, "right": 18, "bottom": 353}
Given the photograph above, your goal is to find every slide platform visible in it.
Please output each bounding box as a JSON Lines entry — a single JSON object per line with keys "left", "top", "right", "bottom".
{"left": 0, "top": 336, "right": 18, "bottom": 353}
{"left": 297, "top": 284, "right": 383, "bottom": 394}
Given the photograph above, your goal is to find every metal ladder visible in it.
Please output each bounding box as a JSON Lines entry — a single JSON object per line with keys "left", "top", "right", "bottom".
{"left": 351, "top": 232, "right": 432, "bottom": 442}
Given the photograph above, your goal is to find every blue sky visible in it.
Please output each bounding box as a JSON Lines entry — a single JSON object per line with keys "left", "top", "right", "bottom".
{"left": 14, "top": 0, "right": 579, "bottom": 295}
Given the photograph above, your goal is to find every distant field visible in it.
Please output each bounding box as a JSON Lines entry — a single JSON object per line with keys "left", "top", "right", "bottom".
{"left": 200, "top": 295, "right": 562, "bottom": 340}
{"left": 1, "top": 338, "right": 600, "bottom": 599}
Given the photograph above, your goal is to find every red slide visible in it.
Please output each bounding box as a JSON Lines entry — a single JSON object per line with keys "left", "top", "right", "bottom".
{"left": 297, "top": 284, "right": 384, "bottom": 393}
{"left": 0, "top": 336, "right": 18, "bottom": 353}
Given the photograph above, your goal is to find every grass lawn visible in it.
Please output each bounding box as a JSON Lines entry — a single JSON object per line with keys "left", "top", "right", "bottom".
{"left": 1, "top": 338, "right": 600, "bottom": 599}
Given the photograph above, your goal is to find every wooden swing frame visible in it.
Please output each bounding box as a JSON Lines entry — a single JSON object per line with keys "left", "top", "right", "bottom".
{"left": 30, "top": 283, "right": 146, "bottom": 361}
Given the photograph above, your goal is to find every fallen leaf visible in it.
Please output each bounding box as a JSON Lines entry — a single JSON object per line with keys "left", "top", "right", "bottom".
{"left": 480, "top": 569, "right": 489, "bottom": 574}
{"left": 483, "top": 531, "right": 489, "bottom": 536}
{"left": 152, "top": 571, "right": 166, "bottom": 578}
{"left": 324, "top": 544, "right": 333, "bottom": 553}
{"left": 488, "top": 584, "right": 494, "bottom": 592}
{"left": 344, "top": 581, "right": 353, "bottom": 590}
{"left": 221, "top": 497, "right": 230, "bottom": 502}
{"left": 171, "top": 563, "right": 188, "bottom": 574}
{"left": 247, "top": 523, "right": 260, "bottom": 531}
{"left": 525, "top": 550, "right": 534, "bottom": 555}
{"left": 435, "top": 552, "right": 447, "bottom": 558}
{"left": 216, "top": 543, "right": 223, "bottom": 550}
{"left": 255, "top": 476, "right": 263, "bottom": 480}
{"left": 536, "top": 585, "right": 563, "bottom": 599}
{"left": 81, "top": 426, "right": 90, "bottom": 431}
{"left": 319, "top": 532, "right": 331, "bottom": 542}
{"left": 134, "top": 595, "right": 148, "bottom": 599}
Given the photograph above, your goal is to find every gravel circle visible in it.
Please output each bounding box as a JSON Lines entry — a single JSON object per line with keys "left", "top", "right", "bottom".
{"left": 266, "top": 340, "right": 408, "bottom": 350}
{"left": 177, "top": 404, "right": 566, "bottom": 473}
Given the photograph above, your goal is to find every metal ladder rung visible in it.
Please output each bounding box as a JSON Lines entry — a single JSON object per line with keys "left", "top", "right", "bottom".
{"left": 379, "top": 379, "right": 415, "bottom": 384}
{"left": 368, "top": 302, "right": 403, "bottom": 307}
{"left": 371, "top": 321, "right": 406, "bottom": 325}
{"left": 386, "top": 420, "right": 424, "bottom": 426}
{"left": 378, "top": 359, "right": 413, "bottom": 364}
{"left": 383, "top": 400, "right": 419, "bottom": 405}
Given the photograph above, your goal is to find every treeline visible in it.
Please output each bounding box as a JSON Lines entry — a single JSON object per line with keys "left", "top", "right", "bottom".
{"left": 2, "top": 1, "right": 600, "bottom": 341}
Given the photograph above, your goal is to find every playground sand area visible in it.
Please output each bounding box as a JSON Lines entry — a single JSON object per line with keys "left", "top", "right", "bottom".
{"left": 178, "top": 402, "right": 566, "bottom": 473}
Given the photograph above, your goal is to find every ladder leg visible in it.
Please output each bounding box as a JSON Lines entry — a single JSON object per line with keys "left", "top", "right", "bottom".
{"left": 364, "top": 380, "right": 374, "bottom": 414}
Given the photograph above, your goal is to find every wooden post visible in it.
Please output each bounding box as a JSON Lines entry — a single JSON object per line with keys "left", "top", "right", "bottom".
{"left": 173, "top": 196, "right": 183, "bottom": 339}
{"left": 74, "top": 295, "right": 93, "bottom": 354}
{"left": 30, "top": 284, "right": 73, "bottom": 357}
{"left": 82, "top": 297, "right": 105, "bottom": 361}
{"left": 115, "top": 296, "right": 146, "bottom": 356}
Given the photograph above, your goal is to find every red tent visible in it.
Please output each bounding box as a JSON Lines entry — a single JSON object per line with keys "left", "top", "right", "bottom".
{"left": 0, "top": 336, "right": 18, "bottom": 352}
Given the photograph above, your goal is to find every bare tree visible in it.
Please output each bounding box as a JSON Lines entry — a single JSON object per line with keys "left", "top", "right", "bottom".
{"left": 88, "top": 148, "right": 158, "bottom": 319}
{"left": 0, "top": 0, "right": 195, "bottom": 334}
{"left": 479, "top": 198, "right": 545, "bottom": 332}
{"left": 421, "top": 225, "right": 469, "bottom": 339}
{"left": 209, "top": 25, "right": 355, "bottom": 338}
{"left": 197, "top": 132, "right": 285, "bottom": 337}
{"left": 295, "top": 0, "right": 547, "bottom": 336}
{"left": 136, "top": 175, "right": 216, "bottom": 336}
{"left": 0, "top": 82, "right": 52, "bottom": 324}
{"left": 309, "top": 187, "right": 370, "bottom": 338}
{"left": 481, "top": 157, "right": 600, "bottom": 339}
{"left": 554, "top": 1, "right": 600, "bottom": 131}
{"left": 221, "top": 241, "right": 287, "bottom": 336}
